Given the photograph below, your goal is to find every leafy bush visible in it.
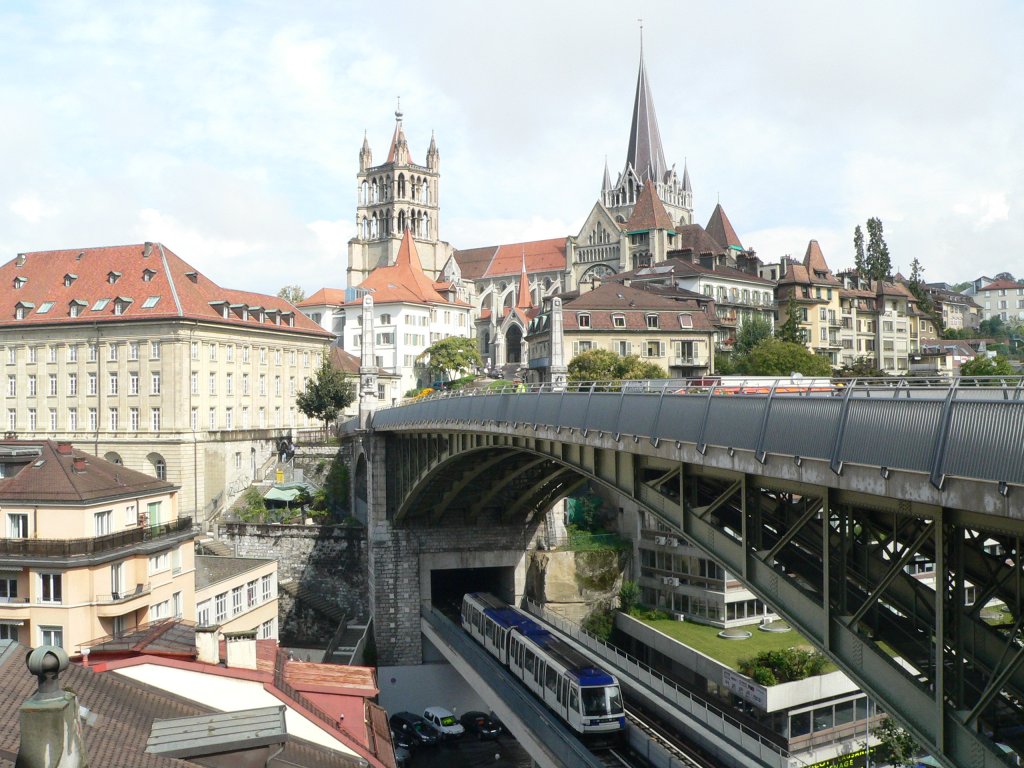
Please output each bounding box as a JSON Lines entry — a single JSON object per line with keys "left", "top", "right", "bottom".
{"left": 238, "top": 487, "right": 267, "bottom": 523}
{"left": 582, "top": 608, "right": 615, "bottom": 641}
{"left": 738, "top": 648, "right": 827, "bottom": 683}
{"left": 618, "top": 580, "right": 640, "bottom": 614}
{"left": 752, "top": 666, "right": 778, "bottom": 686}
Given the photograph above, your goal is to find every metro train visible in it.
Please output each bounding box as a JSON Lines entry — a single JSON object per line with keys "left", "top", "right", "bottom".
{"left": 461, "top": 592, "right": 626, "bottom": 739}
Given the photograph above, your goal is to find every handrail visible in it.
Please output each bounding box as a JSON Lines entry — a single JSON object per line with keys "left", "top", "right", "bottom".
{"left": 0, "top": 517, "right": 193, "bottom": 558}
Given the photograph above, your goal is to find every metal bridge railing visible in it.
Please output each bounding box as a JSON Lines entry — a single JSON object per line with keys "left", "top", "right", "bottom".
{"left": 522, "top": 599, "right": 805, "bottom": 768}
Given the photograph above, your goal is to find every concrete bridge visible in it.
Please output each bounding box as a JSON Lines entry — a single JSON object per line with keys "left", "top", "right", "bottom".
{"left": 347, "top": 381, "right": 1024, "bottom": 768}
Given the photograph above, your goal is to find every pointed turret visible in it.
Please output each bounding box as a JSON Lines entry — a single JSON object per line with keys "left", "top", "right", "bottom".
{"left": 426, "top": 130, "right": 439, "bottom": 171}
{"left": 626, "top": 180, "right": 674, "bottom": 232}
{"left": 706, "top": 203, "right": 743, "bottom": 250}
{"left": 682, "top": 160, "right": 692, "bottom": 193}
{"left": 602, "top": 156, "right": 612, "bottom": 193}
{"left": 516, "top": 254, "right": 534, "bottom": 311}
{"left": 387, "top": 104, "right": 411, "bottom": 164}
{"left": 626, "top": 50, "right": 668, "bottom": 185}
{"left": 359, "top": 131, "right": 372, "bottom": 171}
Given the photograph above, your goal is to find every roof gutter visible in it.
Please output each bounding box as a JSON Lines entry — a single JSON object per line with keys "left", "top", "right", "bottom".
{"left": 157, "top": 243, "right": 184, "bottom": 316}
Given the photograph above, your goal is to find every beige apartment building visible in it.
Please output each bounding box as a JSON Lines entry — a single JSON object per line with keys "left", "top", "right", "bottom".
{"left": 775, "top": 241, "right": 844, "bottom": 364}
{"left": 836, "top": 271, "right": 926, "bottom": 374}
{"left": 0, "top": 243, "right": 333, "bottom": 523}
{"left": 0, "top": 440, "right": 195, "bottom": 652}
{"left": 195, "top": 555, "right": 279, "bottom": 639}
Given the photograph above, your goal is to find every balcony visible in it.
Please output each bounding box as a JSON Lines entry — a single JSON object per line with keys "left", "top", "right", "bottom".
{"left": 0, "top": 517, "right": 193, "bottom": 559}
{"left": 96, "top": 583, "right": 152, "bottom": 617}
{"left": 668, "top": 356, "right": 707, "bottom": 368}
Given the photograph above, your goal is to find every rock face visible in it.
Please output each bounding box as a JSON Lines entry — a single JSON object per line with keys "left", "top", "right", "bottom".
{"left": 527, "top": 549, "right": 626, "bottom": 624}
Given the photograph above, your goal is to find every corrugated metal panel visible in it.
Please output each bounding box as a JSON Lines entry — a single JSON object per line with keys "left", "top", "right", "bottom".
{"left": 761, "top": 397, "right": 842, "bottom": 459}
{"left": 655, "top": 396, "right": 707, "bottom": 443}
{"left": 701, "top": 396, "right": 768, "bottom": 451}
{"left": 840, "top": 399, "right": 942, "bottom": 474}
{"left": 944, "top": 401, "right": 1024, "bottom": 484}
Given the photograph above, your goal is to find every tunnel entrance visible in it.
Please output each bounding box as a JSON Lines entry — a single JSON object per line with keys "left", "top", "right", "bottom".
{"left": 430, "top": 566, "right": 514, "bottom": 616}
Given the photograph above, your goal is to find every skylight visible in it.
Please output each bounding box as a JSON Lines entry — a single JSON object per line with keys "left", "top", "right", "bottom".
{"left": 92, "top": 299, "right": 110, "bottom": 311}
{"left": 142, "top": 296, "right": 160, "bottom": 309}
{"left": 37, "top": 301, "right": 54, "bottom": 314}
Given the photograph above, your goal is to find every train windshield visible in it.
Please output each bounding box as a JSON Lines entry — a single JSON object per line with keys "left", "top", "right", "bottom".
{"left": 580, "top": 685, "right": 623, "bottom": 717}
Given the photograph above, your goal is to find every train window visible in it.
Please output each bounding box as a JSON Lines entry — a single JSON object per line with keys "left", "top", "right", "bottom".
{"left": 546, "top": 667, "right": 557, "bottom": 692}
{"left": 525, "top": 650, "right": 535, "bottom": 674}
{"left": 569, "top": 686, "right": 579, "bottom": 712}
{"left": 535, "top": 661, "right": 544, "bottom": 685}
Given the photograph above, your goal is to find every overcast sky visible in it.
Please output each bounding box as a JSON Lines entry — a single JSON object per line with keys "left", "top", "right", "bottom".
{"left": 1, "top": 1, "right": 1020, "bottom": 297}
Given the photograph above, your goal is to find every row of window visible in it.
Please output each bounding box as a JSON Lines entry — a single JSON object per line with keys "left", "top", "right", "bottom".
{"left": 5, "top": 342, "right": 160, "bottom": 365}
{"left": 190, "top": 342, "right": 317, "bottom": 367}
{"left": 572, "top": 339, "right": 702, "bottom": 359}
{"left": 13, "top": 297, "right": 161, "bottom": 320}
{"left": 196, "top": 573, "right": 276, "bottom": 626}
{"left": 191, "top": 372, "right": 305, "bottom": 398}
{"left": 701, "top": 286, "right": 774, "bottom": 306}
{"left": 7, "top": 371, "right": 162, "bottom": 397}
{"left": 577, "top": 312, "right": 694, "bottom": 330}
{"left": 5, "top": 406, "right": 164, "bottom": 432}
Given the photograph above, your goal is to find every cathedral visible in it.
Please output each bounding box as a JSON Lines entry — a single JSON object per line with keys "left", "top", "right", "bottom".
{"left": 329, "top": 48, "right": 763, "bottom": 383}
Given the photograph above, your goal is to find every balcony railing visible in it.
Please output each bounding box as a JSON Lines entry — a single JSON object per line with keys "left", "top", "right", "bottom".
{"left": 0, "top": 517, "right": 193, "bottom": 558}
{"left": 96, "top": 583, "right": 151, "bottom": 605}
{"left": 668, "top": 356, "right": 706, "bottom": 368}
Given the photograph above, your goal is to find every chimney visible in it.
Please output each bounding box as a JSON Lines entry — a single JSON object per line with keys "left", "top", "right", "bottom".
{"left": 72, "top": 456, "right": 87, "bottom": 473}
{"left": 143, "top": 242, "right": 153, "bottom": 258}
{"left": 17, "top": 646, "right": 90, "bottom": 768}
{"left": 195, "top": 625, "right": 221, "bottom": 665}
{"left": 56, "top": 441, "right": 73, "bottom": 455}
{"left": 224, "top": 630, "right": 258, "bottom": 670}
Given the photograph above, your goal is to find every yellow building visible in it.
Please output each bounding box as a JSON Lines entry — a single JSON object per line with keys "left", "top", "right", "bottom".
{"left": 0, "top": 243, "right": 333, "bottom": 523}
{"left": 776, "top": 241, "right": 844, "bottom": 364}
{"left": 195, "top": 555, "right": 279, "bottom": 639}
{"left": 0, "top": 440, "right": 194, "bottom": 652}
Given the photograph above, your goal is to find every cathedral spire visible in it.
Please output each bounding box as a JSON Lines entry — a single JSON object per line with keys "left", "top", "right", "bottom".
{"left": 626, "top": 48, "right": 668, "bottom": 184}
{"left": 682, "top": 159, "right": 692, "bottom": 193}
{"left": 387, "top": 98, "right": 410, "bottom": 164}
{"left": 516, "top": 252, "right": 533, "bottom": 311}
{"left": 601, "top": 156, "right": 612, "bottom": 193}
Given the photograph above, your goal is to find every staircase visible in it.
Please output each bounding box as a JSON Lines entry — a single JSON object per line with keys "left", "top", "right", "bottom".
{"left": 195, "top": 536, "right": 233, "bottom": 557}
{"left": 278, "top": 580, "right": 346, "bottom": 625}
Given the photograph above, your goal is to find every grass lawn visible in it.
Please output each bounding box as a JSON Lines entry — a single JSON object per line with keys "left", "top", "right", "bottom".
{"left": 640, "top": 617, "right": 838, "bottom": 674}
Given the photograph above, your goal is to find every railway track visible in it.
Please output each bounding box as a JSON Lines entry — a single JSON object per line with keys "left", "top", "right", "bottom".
{"left": 589, "top": 705, "right": 718, "bottom": 768}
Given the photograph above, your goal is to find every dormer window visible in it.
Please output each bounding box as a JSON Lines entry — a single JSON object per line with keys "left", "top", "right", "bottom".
{"left": 612, "top": 314, "right": 626, "bottom": 328}
{"left": 64, "top": 274, "right": 77, "bottom": 287}
{"left": 284, "top": 313, "right": 294, "bottom": 327}
{"left": 142, "top": 269, "right": 156, "bottom": 282}
{"left": 577, "top": 313, "right": 591, "bottom": 328}
{"left": 107, "top": 271, "right": 121, "bottom": 284}
{"left": 69, "top": 299, "right": 87, "bottom": 318}
{"left": 14, "top": 301, "right": 33, "bottom": 320}
{"left": 678, "top": 313, "right": 693, "bottom": 329}
{"left": 185, "top": 271, "right": 198, "bottom": 283}
{"left": 13, "top": 277, "right": 27, "bottom": 290}
{"left": 113, "top": 297, "right": 132, "bottom": 316}
{"left": 646, "top": 314, "right": 660, "bottom": 329}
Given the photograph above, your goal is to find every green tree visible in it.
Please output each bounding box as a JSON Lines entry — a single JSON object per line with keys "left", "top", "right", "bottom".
{"left": 568, "top": 349, "right": 667, "bottom": 382}
{"left": 774, "top": 297, "right": 805, "bottom": 344}
{"left": 737, "top": 339, "right": 833, "bottom": 377}
{"left": 618, "top": 580, "right": 640, "bottom": 614}
{"left": 738, "top": 648, "right": 827, "bottom": 683}
{"left": 322, "top": 458, "right": 350, "bottom": 517}
{"left": 909, "top": 257, "right": 924, "bottom": 286}
{"left": 238, "top": 487, "right": 267, "bottom": 523}
{"left": 296, "top": 357, "right": 356, "bottom": 432}
{"left": 871, "top": 717, "right": 921, "bottom": 768}
{"left": 865, "top": 217, "right": 892, "bottom": 281}
{"left": 735, "top": 316, "right": 774, "bottom": 354}
{"left": 959, "top": 355, "right": 1016, "bottom": 380}
{"left": 853, "top": 225, "right": 866, "bottom": 274}
{"left": 277, "top": 284, "right": 306, "bottom": 305}
{"left": 979, "top": 316, "right": 1007, "bottom": 338}
{"left": 420, "top": 336, "right": 481, "bottom": 383}
{"left": 837, "top": 357, "right": 888, "bottom": 378}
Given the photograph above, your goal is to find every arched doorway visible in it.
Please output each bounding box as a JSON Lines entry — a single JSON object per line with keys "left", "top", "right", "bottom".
{"left": 354, "top": 454, "right": 368, "bottom": 524}
{"left": 505, "top": 325, "right": 523, "bottom": 364}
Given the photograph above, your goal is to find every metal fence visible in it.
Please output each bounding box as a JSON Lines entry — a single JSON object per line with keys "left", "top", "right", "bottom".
{"left": 0, "top": 517, "right": 193, "bottom": 558}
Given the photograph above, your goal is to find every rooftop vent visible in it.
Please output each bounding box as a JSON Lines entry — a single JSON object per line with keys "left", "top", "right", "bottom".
{"left": 72, "top": 456, "right": 87, "bottom": 473}
{"left": 143, "top": 242, "right": 153, "bottom": 258}
{"left": 55, "top": 441, "right": 73, "bottom": 455}
{"left": 15, "top": 253, "right": 26, "bottom": 267}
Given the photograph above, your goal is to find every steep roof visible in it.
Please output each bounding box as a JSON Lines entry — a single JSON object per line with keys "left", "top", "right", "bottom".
{"left": 351, "top": 229, "right": 450, "bottom": 306}
{"left": 516, "top": 258, "right": 533, "bottom": 311}
{"left": 452, "top": 238, "right": 566, "bottom": 281}
{"left": 626, "top": 50, "right": 668, "bottom": 184}
{"left": 672, "top": 224, "right": 728, "bottom": 257}
{"left": 298, "top": 288, "right": 347, "bottom": 307}
{"left": 386, "top": 111, "right": 412, "bottom": 164}
{"left": 562, "top": 283, "right": 715, "bottom": 331}
{"left": 803, "top": 240, "right": 839, "bottom": 284}
{"left": 330, "top": 346, "right": 361, "bottom": 375}
{"left": 0, "top": 440, "right": 175, "bottom": 504}
{"left": 0, "top": 243, "right": 330, "bottom": 337}
{"left": 705, "top": 203, "right": 743, "bottom": 250}
{"left": 626, "top": 180, "right": 674, "bottom": 231}
{"left": 977, "top": 279, "right": 1024, "bottom": 292}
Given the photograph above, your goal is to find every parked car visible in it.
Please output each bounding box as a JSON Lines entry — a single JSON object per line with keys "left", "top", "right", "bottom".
{"left": 393, "top": 743, "right": 412, "bottom": 767}
{"left": 459, "top": 710, "right": 502, "bottom": 740}
{"left": 422, "top": 706, "right": 465, "bottom": 739}
{"left": 389, "top": 712, "right": 439, "bottom": 747}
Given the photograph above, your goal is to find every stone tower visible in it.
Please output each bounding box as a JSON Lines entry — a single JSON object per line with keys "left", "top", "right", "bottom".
{"left": 347, "top": 106, "right": 450, "bottom": 287}
{"left": 601, "top": 49, "right": 693, "bottom": 228}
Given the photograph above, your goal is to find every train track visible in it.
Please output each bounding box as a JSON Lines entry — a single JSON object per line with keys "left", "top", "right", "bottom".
{"left": 608, "top": 704, "right": 720, "bottom": 768}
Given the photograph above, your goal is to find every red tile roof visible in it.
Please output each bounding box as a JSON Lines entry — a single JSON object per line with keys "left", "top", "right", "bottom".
{"left": 563, "top": 283, "right": 715, "bottom": 331}
{"left": 626, "top": 180, "right": 674, "bottom": 231}
{"left": 705, "top": 203, "right": 743, "bottom": 250}
{"left": 671, "top": 223, "right": 728, "bottom": 256}
{"left": 803, "top": 240, "right": 839, "bottom": 284}
{"left": 0, "top": 440, "right": 175, "bottom": 503}
{"left": 0, "top": 243, "right": 331, "bottom": 337}
{"left": 299, "top": 288, "right": 347, "bottom": 307}
{"left": 330, "top": 346, "right": 361, "bottom": 375}
{"left": 977, "top": 279, "right": 1024, "bottom": 292}
{"left": 516, "top": 258, "right": 533, "bottom": 311}
{"left": 453, "top": 238, "right": 566, "bottom": 280}
{"left": 350, "top": 229, "right": 452, "bottom": 306}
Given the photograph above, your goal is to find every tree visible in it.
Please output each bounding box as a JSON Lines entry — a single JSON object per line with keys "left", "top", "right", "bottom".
{"left": 837, "top": 357, "right": 888, "bottom": 378}
{"left": 979, "top": 316, "right": 1007, "bottom": 339}
{"left": 738, "top": 648, "right": 827, "bottom": 683}
{"left": 568, "top": 349, "right": 667, "bottom": 382}
{"left": 865, "top": 217, "right": 892, "bottom": 281}
{"left": 871, "top": 717, "right": 921, "bottom": 768}
{"left": 420, "top": 336, "right": 481, "bottom": 383}
{"left": 737, "top": 339, "right": 833, "bottom": 377}
{"left": 618, "top": 580, "right": 640, "bottom": 614}
{"left": 296, "top": 357, "right": 356, "bottom": 432}
{"left": 853, "top": 225, "right": 866, "bottom": 274}
{"left": 994, "top": 271, "right": 1016, "bottom": 282}
{"left": 238, "top": 487, "right": 268, "bottom": 523}
{"left": 959, "top": 355, "right": 1016, "bottom": 380}
{"left": 774, "top": 297, "right": 805, "bottom": 344}
{"left": 735, "top": 316, "right": 773, "bottom": 355}
{"left": 277, "top": 285, "right": 306, "bottom": 305}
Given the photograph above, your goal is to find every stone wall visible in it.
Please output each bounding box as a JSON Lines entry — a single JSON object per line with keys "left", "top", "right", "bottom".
{"left": 217, "top": 522, "right": 368, "bottom": 644}
{"left": 526, "top": 549, "right": 627, "bottom": 624}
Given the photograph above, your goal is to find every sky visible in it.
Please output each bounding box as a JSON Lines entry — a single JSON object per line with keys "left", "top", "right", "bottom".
{"left": 0, "top": 0, "right": 1021, "bottom": 298}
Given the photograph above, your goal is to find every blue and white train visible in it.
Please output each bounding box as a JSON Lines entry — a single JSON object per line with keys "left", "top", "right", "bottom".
{"left": 461, "top": 592, "right": 626, "bottom": 739}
